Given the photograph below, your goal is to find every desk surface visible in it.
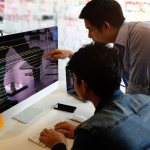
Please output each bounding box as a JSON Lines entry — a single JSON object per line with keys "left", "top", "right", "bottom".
{"left": 0, "top": 80, "right": 95, "bottom": 150}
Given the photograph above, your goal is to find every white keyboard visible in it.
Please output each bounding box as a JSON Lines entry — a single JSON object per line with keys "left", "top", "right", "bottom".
{"left": 28, "top": 119, "right": 63, "bottom": 148}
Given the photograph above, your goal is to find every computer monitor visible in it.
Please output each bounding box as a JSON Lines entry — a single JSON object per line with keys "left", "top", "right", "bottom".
{"left": 0, "top": 26, "right": 58, "bottom": 123}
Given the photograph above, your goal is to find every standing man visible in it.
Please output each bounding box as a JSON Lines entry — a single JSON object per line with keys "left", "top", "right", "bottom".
{"left": 44, "top": 0, "right": 150, "bottom": 95}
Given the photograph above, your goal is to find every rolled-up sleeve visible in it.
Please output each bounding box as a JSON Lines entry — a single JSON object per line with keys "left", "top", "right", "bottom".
{"left": 126, "top": 26, "right": 150, "bottom": 95}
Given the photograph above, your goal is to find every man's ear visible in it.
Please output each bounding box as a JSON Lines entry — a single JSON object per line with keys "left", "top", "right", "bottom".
{"left": 81, "top": 80, "right": 89, "bottom": 94}
{"left": 102, "top": 21, "right": 110, "bottom": 31}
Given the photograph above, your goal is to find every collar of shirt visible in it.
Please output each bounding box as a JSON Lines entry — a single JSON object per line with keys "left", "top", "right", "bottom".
{"left": 115, "top": 20, "right": 129, "bottom": 47}
{"left": 94, "top": 89, "right": 125, "bottom": 114}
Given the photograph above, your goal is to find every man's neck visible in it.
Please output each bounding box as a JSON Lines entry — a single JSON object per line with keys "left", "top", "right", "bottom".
{"left": 111, "top": 27, "right": 120, "bottom": 43}
{"left": 112, "top": 20, "right": 125, "bottom": 43}
{"left": 88, "top": 92, "right": 102, "bottom": 109}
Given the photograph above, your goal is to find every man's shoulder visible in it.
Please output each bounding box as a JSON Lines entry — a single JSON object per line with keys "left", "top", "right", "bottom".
{"left": 127, "top": 21, "right": 150, "bottom": 28}
{"left": 134, "top": 21, "right": 150, "bottom": 29}
{"left": 114, "top": 94, "right": 150, "bottom": 112}
{"left": 75, "top": 94, "right": 150, "bottom": 137}
{"left": 128, "top": 21, "right": 150, "bottom": 35}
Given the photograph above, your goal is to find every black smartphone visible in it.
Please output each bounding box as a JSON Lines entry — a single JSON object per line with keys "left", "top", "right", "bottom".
{"left": 54, "top": 103, "right": 77, "bottom": 113}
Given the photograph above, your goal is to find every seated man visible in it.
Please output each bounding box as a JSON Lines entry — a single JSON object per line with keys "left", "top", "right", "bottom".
{"left": 39, "top": 42, "right": 150, "bottom": 150}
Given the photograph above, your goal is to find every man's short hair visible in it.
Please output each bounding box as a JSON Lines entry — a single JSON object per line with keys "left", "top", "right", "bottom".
{"left": 67, "top": 42, "right": 123, "bottom": 98}
{"left": 79, "top": 0, "right": 125, "bottom": 31}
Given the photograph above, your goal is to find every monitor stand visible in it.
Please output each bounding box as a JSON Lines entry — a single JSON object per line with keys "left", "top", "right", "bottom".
{"left": 13, "top": 106, "right": 43, "bottom": 124}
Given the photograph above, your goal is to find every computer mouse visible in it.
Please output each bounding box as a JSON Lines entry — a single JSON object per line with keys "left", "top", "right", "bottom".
{"left": 69, "top": 115, "right": 87, "bottom": 123}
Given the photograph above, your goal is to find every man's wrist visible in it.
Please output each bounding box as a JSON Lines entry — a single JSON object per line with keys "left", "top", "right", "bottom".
{"left": 52, "top": 143, "right": 67, "bottom": 150}
{"left": 68, "top": 51, "right": 74, "bottom": 59}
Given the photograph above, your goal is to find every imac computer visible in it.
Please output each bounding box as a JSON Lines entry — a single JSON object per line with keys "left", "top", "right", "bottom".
{"left": 0, "top": 26, "right": 58, "bottom": 123}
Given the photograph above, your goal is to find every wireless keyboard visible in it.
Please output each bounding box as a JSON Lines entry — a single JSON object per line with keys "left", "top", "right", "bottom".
{"left": 28, "top": 119, "right": 63, "bottom": 148}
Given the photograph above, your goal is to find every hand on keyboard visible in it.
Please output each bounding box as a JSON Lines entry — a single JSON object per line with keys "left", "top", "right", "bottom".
{"left": 39, "top": 128, "right": 66, "bottom": 149}
{"left": 54, "top": 121, "right": 77, "bottom": 139}
{"left": 28, "top": 119, "right": 65, "bottom": 148}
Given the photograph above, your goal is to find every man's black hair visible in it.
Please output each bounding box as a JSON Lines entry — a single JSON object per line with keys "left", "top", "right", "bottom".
{"left": 67, "top": 42, "right": 123, "bottom": 98}
{"left": 79, "top": 0, "right": 125, "bottom": 31}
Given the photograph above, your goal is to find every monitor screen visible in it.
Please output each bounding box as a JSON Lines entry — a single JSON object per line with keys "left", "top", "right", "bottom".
{"left": 0, "top": 26, "right": 58, "bottom": 114}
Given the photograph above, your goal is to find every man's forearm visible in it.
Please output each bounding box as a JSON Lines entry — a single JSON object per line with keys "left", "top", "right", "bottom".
{"left": 52, "top": 143, "right": 67, "bottom": 150}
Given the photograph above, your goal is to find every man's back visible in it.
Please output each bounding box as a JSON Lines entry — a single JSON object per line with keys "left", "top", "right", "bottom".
{"left": 74, "top": 93, "right": 150, "bottom": 150}
{"left": 115, "top": 21, "right": 150, "bottom": 95}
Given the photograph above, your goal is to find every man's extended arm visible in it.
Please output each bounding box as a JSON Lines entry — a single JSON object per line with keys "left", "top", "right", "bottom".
{"left": 52, "top": 143, "right": 67, "bottom": 150}
{"left": 43, "top": 49, "right": 74, "bottom": 59}
{"left": 51, "top": 130, "right": 97, "bottom": 150}
{"left": 71, "top": 130, "right": 98, "bottom": 150}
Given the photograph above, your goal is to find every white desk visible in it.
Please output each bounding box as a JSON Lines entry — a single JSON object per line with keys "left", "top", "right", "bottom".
{"left": 0, "top": 80, "right": 95, "bottom": 150}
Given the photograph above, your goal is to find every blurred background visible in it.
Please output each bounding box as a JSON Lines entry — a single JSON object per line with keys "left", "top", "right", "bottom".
{"left": 0, "top": 0, "right": 150, "bottom": 80}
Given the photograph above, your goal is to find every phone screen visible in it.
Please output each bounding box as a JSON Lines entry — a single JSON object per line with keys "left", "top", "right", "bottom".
{"left": 54, "top": 103, "right": 77, "bottom": 113}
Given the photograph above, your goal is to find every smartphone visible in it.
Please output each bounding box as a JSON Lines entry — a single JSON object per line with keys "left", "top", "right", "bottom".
{"left": 54, "top": 103, "right": 77, "bottom": 113}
